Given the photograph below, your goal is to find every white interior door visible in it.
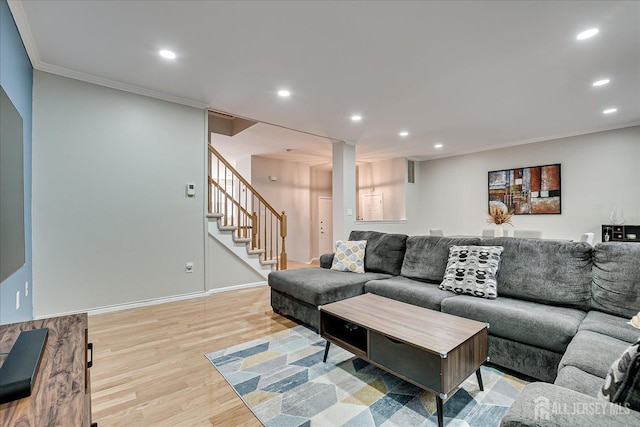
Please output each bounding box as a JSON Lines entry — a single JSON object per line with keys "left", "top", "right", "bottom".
{"left": 362, "top": 193, "right": 383, "bottom": 220}
{"left": 318, "top": 197, "right": 333, "bottom": 255}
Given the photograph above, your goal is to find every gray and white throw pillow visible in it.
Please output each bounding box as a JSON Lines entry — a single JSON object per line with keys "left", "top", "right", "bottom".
{"left": 439, "top": 245, "right": 503, "bottom": 299}
{"left": 599, "top": 339, "right": 640, "bottom": 411}
{"left": 331, "top": 240, "right": 367, "bottom": 273}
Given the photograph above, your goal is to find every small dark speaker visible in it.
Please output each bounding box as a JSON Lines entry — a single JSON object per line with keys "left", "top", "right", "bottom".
{"left": 0, "top": 328, "right": 48, "bottom": 404}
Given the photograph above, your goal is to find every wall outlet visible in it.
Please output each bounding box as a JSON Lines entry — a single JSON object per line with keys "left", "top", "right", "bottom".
{"left": 16, "top": 291, "right": 20, "bottom": 310}
{"left": 185, "top": 262, "right": 194, "bottom": 273}
{"left": 25, "top": 281, "right": 29, "bottom": 296}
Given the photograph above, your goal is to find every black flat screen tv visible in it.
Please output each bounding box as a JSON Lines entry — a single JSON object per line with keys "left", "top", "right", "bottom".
{"left": 0, "top": 84, "right": 26, "bottom": 283}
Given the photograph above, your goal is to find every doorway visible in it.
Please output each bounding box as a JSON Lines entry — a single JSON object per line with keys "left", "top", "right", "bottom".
{"left": 318, "top": 197, "right": 333, "bottom": 255}
{"left": 362, "top": 192, "right": 384, "bottom": 221}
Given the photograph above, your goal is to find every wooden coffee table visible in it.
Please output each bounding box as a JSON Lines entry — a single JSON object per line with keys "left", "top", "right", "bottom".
{"left": 319, "top": 293, "right": 488, "bottom": 427}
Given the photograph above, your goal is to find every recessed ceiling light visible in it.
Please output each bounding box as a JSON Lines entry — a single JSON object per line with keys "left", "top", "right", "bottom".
{"left": 434, "top": 143, "right": 443, "bottom": 149}
{"left": 399, "top": 131, "right": 409, "bottom": 137}
{"left": 278, "top": 89, "right": 291, "bottom": 97}
{"left": 602, "top": 108, "right": 617, "bottom": 114}
{"left": 159, "top": 49, "right": 176, "bottom": 59}
{"left": 351, "top": 115, "right": 362, "bottom": 122}
{"left": 592, "top": 79, "right": 610, "bottom": 87}
{"left": 576, "top": 28, "right": 599, "bottom": 40}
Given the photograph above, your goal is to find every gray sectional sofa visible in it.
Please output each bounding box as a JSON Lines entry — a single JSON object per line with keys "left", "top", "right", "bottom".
{"left": 267, "top": 230, "right": 640, "bottom": 426}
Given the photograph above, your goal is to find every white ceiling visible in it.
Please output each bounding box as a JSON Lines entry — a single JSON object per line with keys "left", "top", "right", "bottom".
{"left": 10, "top": 0, "right": 640, "bottom": 166}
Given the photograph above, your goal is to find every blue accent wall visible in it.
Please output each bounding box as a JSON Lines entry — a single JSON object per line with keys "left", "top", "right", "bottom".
{"left": 0, "top": 0, "right": 33, "bottom": 323}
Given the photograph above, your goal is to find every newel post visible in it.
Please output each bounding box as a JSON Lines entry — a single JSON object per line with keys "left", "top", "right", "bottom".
{"left": 280, "top": 211, "right": 287, "bottom": 270}
{"left": 251, "top": 211, "right": 258, "bottom": 249}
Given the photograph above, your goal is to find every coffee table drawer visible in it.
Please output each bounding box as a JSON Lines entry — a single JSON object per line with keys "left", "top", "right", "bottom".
{"left": 369, "top": 331, "right": 441, "bottom": 392}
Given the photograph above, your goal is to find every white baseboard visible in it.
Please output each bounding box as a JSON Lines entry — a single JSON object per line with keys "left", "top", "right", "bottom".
{"left": 35, "top": 281, "right": 268, "bottom": 319}
{"left": 206, "top": 281, "right": 267, "bottom": 295}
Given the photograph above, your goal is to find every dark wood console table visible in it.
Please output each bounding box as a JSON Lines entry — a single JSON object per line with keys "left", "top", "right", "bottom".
{"left": 0, "top": 313, "right": 94, "bottom": 426}
{"left": 602, "top": 224, "right": 640, "bottom": 243}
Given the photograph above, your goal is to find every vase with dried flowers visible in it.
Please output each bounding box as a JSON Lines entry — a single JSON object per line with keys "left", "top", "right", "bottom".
{"left": 487, "top": 202, "right": 513, "bottom": 237}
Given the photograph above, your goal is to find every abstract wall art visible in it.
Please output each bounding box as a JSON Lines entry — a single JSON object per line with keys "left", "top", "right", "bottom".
{"left": 488, "top": 164, "right": 561, "bottom": 215}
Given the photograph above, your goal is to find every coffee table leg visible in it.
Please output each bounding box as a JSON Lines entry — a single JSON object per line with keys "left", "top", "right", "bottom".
{"left": 323, "top": 341, "right": 331, "bottom": 363}
{"left": 436, "top": 394, "right": 444, "bottom": 427}
{"left": 476, "top": 368, "right": 484, "bottom": 391}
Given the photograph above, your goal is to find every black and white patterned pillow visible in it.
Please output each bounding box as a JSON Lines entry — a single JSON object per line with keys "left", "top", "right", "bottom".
{"left": 439, "top": 245, "right": 503, "bottom": 299}
{"left": 599, "top": 339, "right": 640, "bottom": 411}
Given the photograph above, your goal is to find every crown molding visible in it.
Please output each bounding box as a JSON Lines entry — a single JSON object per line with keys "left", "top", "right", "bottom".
{"left": 36, "top": 62, "right": 209, "bottom": 109}
{"left": 7, "top": 0, "right": 208, "bottom": 110}
{"left": 7, "top": 1, "right": 41, "bottom": 67}
{"left": 418, "top": 121, "right": 640, "bottom": 162}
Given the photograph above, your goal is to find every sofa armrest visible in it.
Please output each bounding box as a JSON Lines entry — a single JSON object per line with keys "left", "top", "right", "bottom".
{"left": 501, "top": 382, "right": 640, "bottom": 427}
{"left": 319, "top": 253, "right": 334, "bottom": 269}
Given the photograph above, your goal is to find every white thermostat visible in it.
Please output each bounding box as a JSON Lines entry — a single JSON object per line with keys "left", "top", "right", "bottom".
{"left": 186, "top": 183, "right": 196, "bottom": 197}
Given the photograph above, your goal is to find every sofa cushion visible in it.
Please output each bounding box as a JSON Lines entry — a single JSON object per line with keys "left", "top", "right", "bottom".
{"left": 579, "top": 310, "right": 640, "bottom": 344}
{"left": 501, "top": 382, "right": 640, "bottom": 427}
{"left": 481, "top": 237, "right": 592, "bottom": 310}
{"left": 555, "top": 365, "right": 605, "bottom": 398}
{"left": 401, "top": 236, "right": 481, "bottom": 282}
{"left": 559, "top": 330, "right": 630, "bottom": 379}
{"left": 364, "top": 276, "right": 457, "bottom": 311}
{"left": 320, "top": 253, "right": 334, "bottom": 268}
{"left": 331, "top": 240, "right": 366, "bottom": 273}
{"left": 592, "top": 242, "right": 640, "bottom": 319}
{"left": 439, "top": 245, "right": 503, "bottom": 299}
{"left": 348, "top": 230, "right": 408, "bottom": 275}
{"left": 489, "top": 335, "right": 561, "bottom": 383}
{"left": 441, "top": 295, "right": 585, "bottom": 353}
{"left": 599, "top": 339, "right": 640, "bottom": 410}
{"left": 268, "top": 267, "right": 392, "bottom": 306}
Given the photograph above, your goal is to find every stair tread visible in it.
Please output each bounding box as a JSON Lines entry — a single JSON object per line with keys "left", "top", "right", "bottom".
{"left": 260, "top": 259, "right": 278, "bottom": 265}
{"left": 234, "top": 237, "right": 252, "bottom": 243}
{"left": 207, "top": 213, "right": 224, "bottom": 218}
{"left": 219, "top": 226, "right": 238, "bottom": 231}
{"left": 247, "top": 249, "right": 265, "bottom": 255}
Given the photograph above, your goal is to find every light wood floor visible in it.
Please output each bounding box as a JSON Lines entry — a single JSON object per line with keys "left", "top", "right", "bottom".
{"left": 89, "top": 285, "right": 298, "bottom": 426}
{"left": 287, "top": 259, "right": 320, "bottom": 269}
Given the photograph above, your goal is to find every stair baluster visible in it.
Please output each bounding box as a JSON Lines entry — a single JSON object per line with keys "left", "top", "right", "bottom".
{"left": 208, "top": 144, "right": 287, "bottom": 270}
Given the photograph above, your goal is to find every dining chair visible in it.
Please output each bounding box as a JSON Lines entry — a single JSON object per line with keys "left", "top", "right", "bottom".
{"left": 482, "top": 228, "right": 495, "bottom": 238}
{"left": 483, "top": 228, "right": 512, "bottom": 237}
{"left": 429, "top": 228, "right": 444, "bottom": 237}
{"left": 514, "top": 230, "right": 542, "bottom": 238}
{"left": 579, "top": 232, "right": 595, "bottom": 246}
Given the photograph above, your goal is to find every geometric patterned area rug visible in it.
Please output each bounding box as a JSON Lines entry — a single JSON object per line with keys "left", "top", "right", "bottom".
{"left": 206, "top": 325, "right": 528, "bottom": 427}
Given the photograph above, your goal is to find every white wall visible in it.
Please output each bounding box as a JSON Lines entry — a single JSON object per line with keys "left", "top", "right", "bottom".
{"left": 235, "top": 155, "right": 252, "bottom": 182}
{"left": 251, "top": 156, "right": 311, "bottom": 262}
{"left": 350, "top": 157, "right": 421, "bottom": 237}
{"left": 418, "top": 126, "right": 640, "bottom": 241}
{"left": 357, "top": 157, "right": 406, "bottom": 220}
{"left": 207, "top": 236, "right": 264, "bottom": 289}
{"left": 32, "top": 71, "right": 207, "bottom": 316}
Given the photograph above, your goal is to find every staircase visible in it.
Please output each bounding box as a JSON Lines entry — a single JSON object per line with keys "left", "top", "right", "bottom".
{"left": 207, "top": 144, "right": 287, "bottom": 277}
{"left": 206, "top": 212, "right": 277, "bottom": 278}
